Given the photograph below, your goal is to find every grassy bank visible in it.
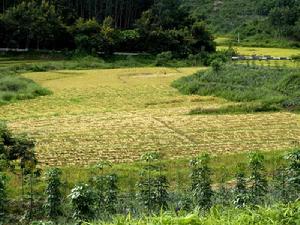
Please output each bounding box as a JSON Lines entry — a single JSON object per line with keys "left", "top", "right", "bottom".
{"left": 6, "top": 149, "right": 292, "bottom": 198}
{"left": 172, "top": 64, "right": 300, "bottom": 114}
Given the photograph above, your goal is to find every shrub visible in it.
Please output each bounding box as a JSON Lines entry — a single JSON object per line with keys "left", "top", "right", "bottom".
{"left": 285, "top": 149, "right": 300, "bottom": 199}
{"left": 233, "top": 164, "right": 248, "bottom": 208}
{"left": 190, "top": 153, "right": 213, "bottom": 210}
{"left": 215, "top": 167, "right": 231, "bottom": 206}
{"left": 248, "top": 152, "right": 268, "bottom": 205}
{"left": 104, "top": 174, "right": 118, "bottom": 214}
{"left": 44, "top": 168, "right": 63, "bottom": 220}
{"left": 155, "top": 51, "right": 173, "bottom": 66}
{"left": 0, "top": 172, "right": 7, "bottom": 222}
{"left": 137, "top": 152, "right": 169, "bottom": 213}
{"left": 71, "top": 18, "right": 102, "bottom": 54}
{"left": 211, "top": 59, "right": 223, "bottom": 73}
{"left": 69, "top": 183, "right": 95, "bottom": 221}
{"left": 273, "top": 166, "right": 290, "bottom": 203}
{"left": 89, "top": 161, "right": 119, "bottom": 216}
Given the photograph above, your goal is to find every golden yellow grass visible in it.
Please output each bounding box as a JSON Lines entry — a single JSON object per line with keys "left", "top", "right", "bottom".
{"left": 0, "top": 67, "right": 299, "bottom": 166}
{"left": 218, "top": 46, "right": 300, "bottom": 57}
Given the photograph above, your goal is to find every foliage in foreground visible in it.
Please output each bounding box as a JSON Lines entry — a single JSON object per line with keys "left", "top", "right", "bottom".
{"left": 172, "top": 63, "right": 300, "bottom": 113}
{"left": 2, "top": 123, "right": 300, "bottom": 224}
{"left": 93, "top": 201, "right": 300, "bottom": 225}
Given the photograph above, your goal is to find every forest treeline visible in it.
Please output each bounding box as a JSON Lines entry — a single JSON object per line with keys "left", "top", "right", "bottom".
{"left": 0, "top": 0, "right": 299, "bottom": 53}
{"left": 0, "top": 0, "right": 154, "bottom": 27}
{"left": 0, "top": 0, "right": 215, "bottom": 55}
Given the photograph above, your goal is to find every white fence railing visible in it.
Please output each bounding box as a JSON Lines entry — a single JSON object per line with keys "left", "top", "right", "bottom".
{"left": 0, "top": 48, "right": 29, "bottom": 52}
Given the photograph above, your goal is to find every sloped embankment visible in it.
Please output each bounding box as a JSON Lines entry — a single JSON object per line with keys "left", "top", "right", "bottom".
{"left": 172, "top": 64, "right": 300, "bottom": 114}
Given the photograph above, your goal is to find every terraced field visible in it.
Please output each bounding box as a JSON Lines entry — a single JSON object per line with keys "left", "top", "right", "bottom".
{"left": 218, "top": 46, "right": 300, "bottom": 57}
{"left": 0, "top": 67, "right": 299, "bottom": 166}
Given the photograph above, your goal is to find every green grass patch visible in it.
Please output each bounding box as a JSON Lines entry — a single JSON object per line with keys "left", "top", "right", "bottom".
{"left": 6, "top": 149, "right": 291, "bottom": 198}
{"left": 189, "top": 102, "right": 281, "bottom": 115}
{"left": 172, "top": 64, "right": 300, "bottom": 113}
{"left": 0, "top": 71, "right": 51, "bottom": 105}
{"left": 96, "top": 201, "right": 300, "bottom": 225}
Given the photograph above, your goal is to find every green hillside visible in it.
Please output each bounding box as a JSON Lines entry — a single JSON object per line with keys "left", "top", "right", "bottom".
{"left": 184, "top": 0, "right": 261, "bottom": 33}
{"left": 184, "top": 0, "right": 300, "bottom": 47}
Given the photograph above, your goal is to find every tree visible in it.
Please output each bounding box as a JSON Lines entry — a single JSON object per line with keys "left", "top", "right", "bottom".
{"left": 44, "top": 168, "right": 63, "bottom": 220}
{"left": 100, "top": 16, "right": 119, "bottom": 55}
{"left": 215, "top": 167, "right": 230, "bottom": 206}
{"left": 104, "top": 174, "right": 118, "bottom": 214}
{"left": 137, "top": 152, "right": 169, "bottom": 213}
{"left": 71, "top": 18, "right": 102, "bottom": 54}
{"left": 0, "top": 0, "right": 67, "bottom": 49}
{"left": 69, "top": 183, "right": 95, "bottom": 221}
{"left": 0, "top": 172, "right": 7, "bottom": 223}
{"left": 190, "top": 21, "right": 216, "bottom": 53}
{"left": 248, "top": 152, "right": 268, "bottom": 205}
{"left": 190, "top": 153, "right": 213, "bottom": 210}
{"left": 89, "top": 161, "right": 119, "bottom": 216}
{"left": 285, "top": 149, "right": 300, "bottom": 199}
{"left": 0, "top": 122, "right": 37, "bottom": 198}
{"left": 233, "top": 164, "right": 248, "bottom": 208}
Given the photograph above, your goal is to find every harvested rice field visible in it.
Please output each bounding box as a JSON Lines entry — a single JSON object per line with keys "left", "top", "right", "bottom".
{"left": 0, "top": 67, "right": 299, "bottom": 166}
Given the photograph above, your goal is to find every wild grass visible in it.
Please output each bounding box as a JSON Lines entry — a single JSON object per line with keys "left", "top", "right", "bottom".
{"left": 6, "top": 149, "right": 291, "bottom": 198}
{"left": 95, "top": 201, "right": 300, "bottom": 225}
{"left": 172, "top": 64, "right": 300, "bottom": 113}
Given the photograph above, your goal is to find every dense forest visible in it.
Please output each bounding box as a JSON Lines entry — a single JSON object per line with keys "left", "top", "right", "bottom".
{"left": 0, "top": 0, "right": 299, "bottom": 52}
{"left": 0, "top": 0, "right": 215, "bottom": 54}
{"left": 1, "top": 0, "right": 154, "bottom": 27}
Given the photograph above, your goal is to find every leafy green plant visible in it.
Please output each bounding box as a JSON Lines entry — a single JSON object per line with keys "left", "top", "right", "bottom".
{"left": 90, "top": 161, "right": 111, "bottom": 214}
{"left": 248, "top": 152, "right": 268, "bottom": 205}
{"left": 211, "top": 59, "right": 223, "bottom": 73}
{"left": 69, "top": 183, "right": 95, "bottom": 221}
{"left": 273, "top": 166, "right": 290, "bottom": 203}
{"left": 137, "top": 152, "right": 169, "bottom": 213}
{"left": 190, "top": 153, "right": 213, "bottom": 210}
{"left": 89, "top": 161, "right": 118, "bottom": 216}
{"left": 44, "top": 168, "right": 63, "bottom": 220}
{"left": 104, "top": 174, "right": 118, "bottom": 214}
{"left": 0, "top": 172, "right": 7, "bottom": 223}
{"left": 233, "top": 163, "right": 249, "bottom": 208}
{"left": 285, "top": 149, "right": 300, "bottom": 199}
{"left": 215, "top": 167, "right": 231, "bottom": 206}
{"left": 155, "top": 52, "right": 173, "bottom": 66}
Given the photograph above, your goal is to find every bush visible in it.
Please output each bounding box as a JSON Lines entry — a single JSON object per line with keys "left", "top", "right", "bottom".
{"left": 137, "top": 152, "right": 169, "bottom": 213}
{"left": 71, "top": 18, "right": 102, "bottom": 54}
{"left": 285, "top": 149, "right": 300, "bottom": 198}
{"left": 0, "top": 172, "right": 7, "bottom": 222}
{"left": 155, "top": 51, "right": 173, "bottom": 66}
{"left": 248, "top": 152, "right": 268, "bottom": 205}
{"left": 190, "top": 153, "right": 213, "bottom": 210}
{"left": 233, "top": 164, "right": 248, "bottom": 208}
{"left": 211, "top": 59, "right": 223, "bottom": 72}
{"left": 69, "top": 183, "right": 95, "bottom": 221}
{"left": 44, "top": 168, "right": 63, "bottom": 220}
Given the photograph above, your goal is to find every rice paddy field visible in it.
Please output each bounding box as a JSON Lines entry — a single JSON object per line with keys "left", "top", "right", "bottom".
{"left": 0, "top": 66, "right": 299, "bottom": 167}
{"left": 218, "top": 46, "right": 300, "bottom": 57}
